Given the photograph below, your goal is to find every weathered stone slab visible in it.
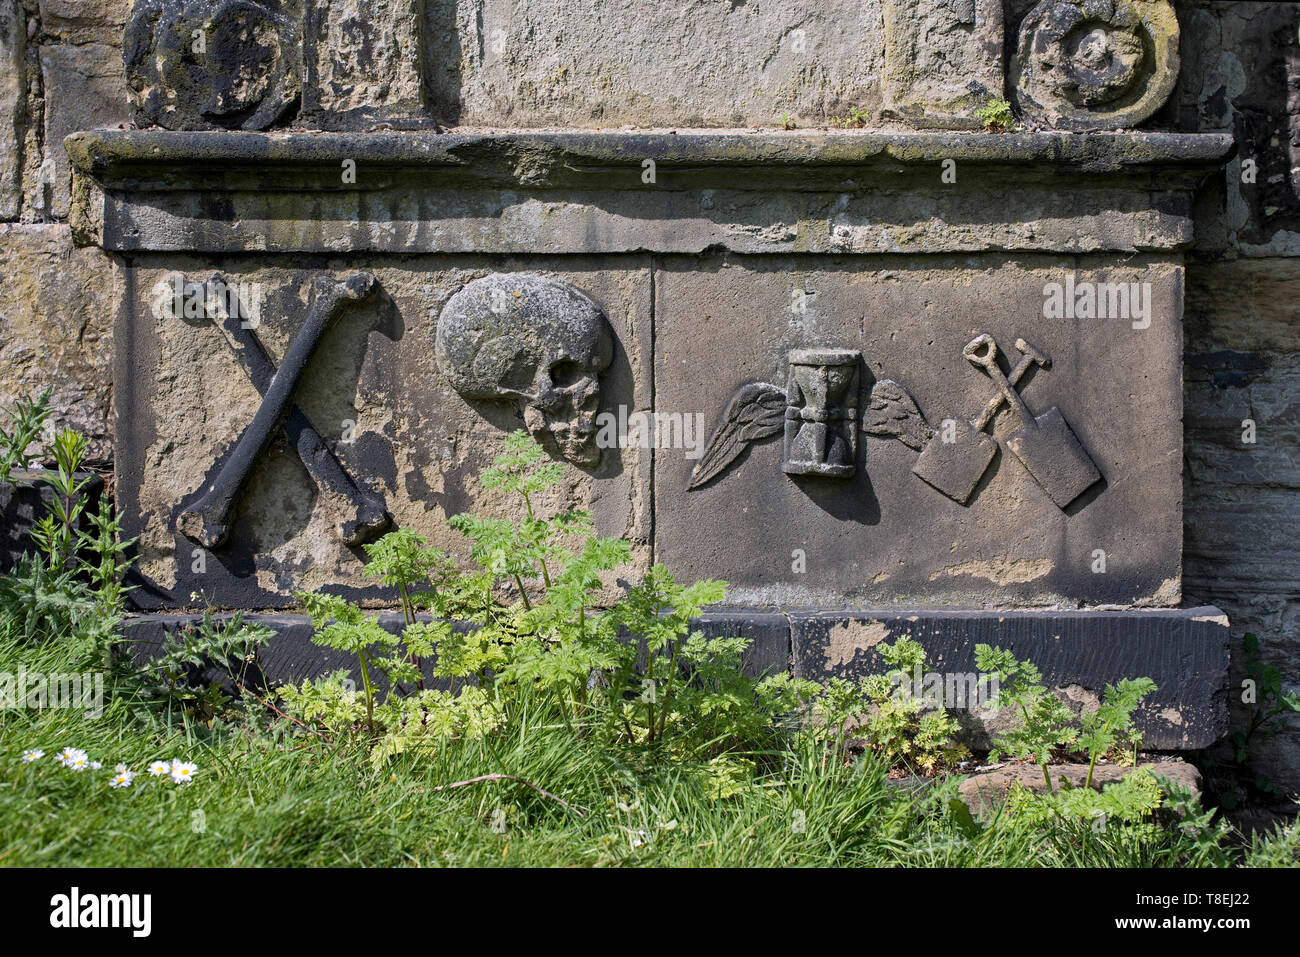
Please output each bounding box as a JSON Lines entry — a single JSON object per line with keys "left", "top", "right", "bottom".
{"left": 0, "top": 224, "right": 115, "bottom": 456}
{"left": 656, "top": 255, "right": 1186, "bottom": 607}
{"left": 958, "top": 759, "right": 1202, "bottom": 820}
{"left": 694, "top": 611, "right": 791, "bottom": 679}
{"left": 301, "top": 0, "right": 430, "bottom": 129}
{"left": 120, "top": 611, "right": 450, "bottom": 694}
{"left": 0, "top": 0, "right": 23, "bottom": 221}
{"left": 115, "top": 259, "right": 652, "bottom": 609}
{"left": 39, "top": 43, "right": 130, "bottom": 219}
{"left": 122, "top": 609, "right": 788, "bottom": 690}
{"left": 882, "top": 0, "right": 1004, "bottom": 127}
{"left": 788, "top": 607, "right": 1230, "bottom": 749}
{"left": 65, "top": 130, "right": 1232, "bottom": 256}
{"left": 38, "top": 0, "right": 133, "bottom": 41}
{"left": 62, "top": 129, "right": 1232, "bottom": 610}
{"left": 433, "top": 0, "right": 884, "bottom": 128}
{"left": 121, "top": 606, "right": 1228, "bottom": 752}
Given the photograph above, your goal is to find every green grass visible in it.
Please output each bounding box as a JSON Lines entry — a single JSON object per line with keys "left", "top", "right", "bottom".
{"left": 3, "top": 623, "right": 1296, "bottom": 868}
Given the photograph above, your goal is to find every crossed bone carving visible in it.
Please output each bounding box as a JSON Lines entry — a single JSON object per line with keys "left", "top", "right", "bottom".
{"left": 177, "top": 273, "right": 391, "bottom": 549}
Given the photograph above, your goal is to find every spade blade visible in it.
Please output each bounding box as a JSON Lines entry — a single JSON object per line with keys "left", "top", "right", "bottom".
{"left": 1006, "top": 406, "right": 1102, "bottom": 508}
{"left": 912, "top": 421, "right": 998, "bottom": 504}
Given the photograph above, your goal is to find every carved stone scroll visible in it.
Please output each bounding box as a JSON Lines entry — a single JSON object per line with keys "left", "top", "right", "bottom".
{"left": 1010, "top": 0, "right": 1180, "bottom": 131}
{"left": 124, "top": 0, "right": 301, "bottom": 131}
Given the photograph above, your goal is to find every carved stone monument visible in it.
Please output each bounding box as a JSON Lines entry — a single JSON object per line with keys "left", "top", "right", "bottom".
{"left": 57, "top": 0, "right": 1234, "bottom": 748}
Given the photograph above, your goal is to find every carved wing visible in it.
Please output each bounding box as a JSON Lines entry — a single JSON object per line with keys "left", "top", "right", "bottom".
{"left": 688, "top": 382, "right": 786, "bottom": 490}
{"left": 862, "top": 379, "right": 933, "bottom": 451}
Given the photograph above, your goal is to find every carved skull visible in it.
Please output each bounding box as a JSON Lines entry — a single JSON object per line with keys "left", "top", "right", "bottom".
{"left": 436, "top": 274, "right": 614, "bottom": 467}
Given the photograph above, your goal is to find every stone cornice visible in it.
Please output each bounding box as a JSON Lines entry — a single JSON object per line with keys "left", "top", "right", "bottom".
{"left": 68, "top": 129, "right": 1235, "bottom": 185}
{"left": 64, "top": 129, "right": 1236, "bottom": 255}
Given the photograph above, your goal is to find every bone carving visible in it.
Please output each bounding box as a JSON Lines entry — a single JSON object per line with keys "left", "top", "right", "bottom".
{"left": 178, "top": 273, "right": 388, "bottom": 548}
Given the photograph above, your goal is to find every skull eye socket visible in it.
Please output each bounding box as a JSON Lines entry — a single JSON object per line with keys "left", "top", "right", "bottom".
{"left": 549, "top": 359, "right": 587, "bottom": 388}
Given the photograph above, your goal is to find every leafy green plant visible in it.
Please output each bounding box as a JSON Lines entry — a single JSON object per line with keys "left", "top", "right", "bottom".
{"left": 1077, "top": 677, "right": 1158, "bottom": 788}
{"left": 0, "top": 555, "right": 95, "bottom": 640}
{"left": 828, "top": 106, "right": 871, "bottom": 129}
{"left": 79, "top": 496, "right": 135, "bottom": 619}
{"left": 863, "top": 637, "right": 968, "bottom": 775}
{"left": 1243, "top": 809, "right": 1300, "bottom": 867}
{"left": 361, "top": 528, "right": 456, "bottom": 691}
{"left": 286, "top": 433, "right": 819, "bottom": 762}
{"left": 293, "top": 591, "right": 408, "bottom": 732}
{"left": 974, "top": 97, "right": 1015, "bottom": 132}
{"left": 31, "top": 428, "right": 91, "bottom": 575}
{"left": 1233, "top": 632, "right": 1300, "bottom": 763}
{"left": 976, "top": 644, "right": 1158, "bottom": 794}
{"left": 975, "top": 644, "right": 1079, "bottom": 792}
{"left": 133, "top": 606, "right": 274, "bottom": 724}
{"left": 1005, "top": 766, "right": 1163, "bottom": 828}
{"left": 610, "top": 565, "right": 725, "bottom": 744}
{"left": 807, "top": 639, "right": 967, "bottom": 775}
{"left": 0, "top": 399, "right": 133, "bottom": 648}
{"left": 0, "top": 388, "right": 51, "bottom": 483}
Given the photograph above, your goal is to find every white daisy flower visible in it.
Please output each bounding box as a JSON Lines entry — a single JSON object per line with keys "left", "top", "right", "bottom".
{"left": 21, "top": 749, "right": 44, "bottom": 763}
{"left": 89, "top": 761, "right": 102, "bottom": 771}
{"left": 58, "top": 748, "right": 89, "bottom": 770}
{"left": 114, "top": 764, "right": 128, "bottom": 774}
{"left": 147, "top": 760, "right": 170, "bottom": 777}
{"left": 169, "top": 761, "right": 198, "bottom": 785}
{"left": 109, "top": 770, "right": 134, "bottom": 789}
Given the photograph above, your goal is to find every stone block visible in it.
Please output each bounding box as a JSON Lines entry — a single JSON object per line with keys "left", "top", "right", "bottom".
{"left": 39, "top": 43, "right": 130, "bottom": 219}
{"left": 62, "top": 129, "right": 1230, "bottom": 611}
{"left": 120, "top": 611, "right": 453, "bottom": 694}
{"left": 38, "top": 0, "right": 132, "bottom": 41}
{"left": 0, "top": 470, "right": 105, "bottom": 572}
{"left": 655, "top": 256, "right": 1186, "bottom": 607}
{"left": 1186, "top": 258, "right": 1300, "bottom": 354}
{"left": 788, "top": 607, "right": 1231, "bottom": 749}
{"left": 882, "top": 0, "right": 1004, "bottom": 127}
{"left": 115, "top": 259, "right": 652, "bottom": 609}
{"left": 694, "top": 611, "right": 791, "bottom": 679}
{"left": 435, "top": 0, "right": 885, "bottom": 128}
{"left": 0, "top": 224, "right": 115, "bottom": 456}
{"left": 958, "top": 759, "right": 1202, "bottom": 820}
{"left": 0, "top": 0, "right": 22, "bottom": 221}
{"left": 1173, "top": 2, "right": 1300, "bottom": 253}
{"left": 301, "top": 0, "right": 431, "bottom": 128}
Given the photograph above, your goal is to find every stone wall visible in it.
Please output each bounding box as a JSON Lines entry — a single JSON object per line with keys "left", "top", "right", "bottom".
{"left": 0, "top": 0, "right": 130, "bottom": 458}
{"left": 1175, "top": 0, "right": 1300, "bottom": 796}
{"left": 0, "top": 0, "right": 1296, "bottom": 792}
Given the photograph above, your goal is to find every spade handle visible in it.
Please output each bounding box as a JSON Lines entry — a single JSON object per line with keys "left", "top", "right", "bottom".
{"left": 963, "top": 334, "right": 1049, "bottom": 431}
